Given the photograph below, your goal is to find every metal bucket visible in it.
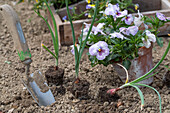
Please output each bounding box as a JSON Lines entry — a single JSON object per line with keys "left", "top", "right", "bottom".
{"left": 112, "top": 45, "right": 153, "bottom": 85}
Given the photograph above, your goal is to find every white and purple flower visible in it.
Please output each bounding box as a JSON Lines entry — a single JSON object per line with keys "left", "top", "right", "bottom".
{"left": 86, "top": 4, "right": 92, "bottom": 9}
{"left": 89, "top": 41, "right": 110, "bottom": 60}
{"left": 156, "top": 12, "right": 167, "bottom": 21}
{"left": 104, "top": 3, "right": 127, "bottom": 18}
{"left": 93, "top": 23, "right": 105, "bottom": 35}
{"left": 70, "top": 44, "right": 80, "bottom": 55}
{"left": 110, "top": 32, "right": 126, "bottom": 40}
{"left": 126, "top": 26, "right": 138, "bottom": 36}
{"left": 119, "top": 26, "right": 138, "bottom": 36}
{"left": 115, "top": 10, "right": 128, "bottom": 18}
{"left": 122, "top": 14, "right": 133, "bottom": 25}
{"left": 62, "top": 16, "right": 67, "bottom": 22}
{"left": 134, "top": 10, "right": 143, "bottom": 27}
{"left": 142, "top": 30, "right": 156, "bottom": 48}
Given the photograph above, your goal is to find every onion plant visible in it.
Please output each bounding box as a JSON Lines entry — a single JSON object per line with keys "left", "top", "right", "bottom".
{"left": 65, "top": 0, "right": 99, "bottom": 80}
{"left": 34, "top": 0, "right": 59, "bottom": 69}
{"left": 107, "top": 41, "right": 170, "bottom": 113}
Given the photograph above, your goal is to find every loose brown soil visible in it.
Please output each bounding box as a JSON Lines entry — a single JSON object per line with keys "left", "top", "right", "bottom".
{"left": 0, "top": 0, "right": 170, "bottom": 113}
{"left": 45, "top": 66, "right": 64, "bottom": 85}
{"left": 70, "top": 79, "right": 90, "bottom": 99}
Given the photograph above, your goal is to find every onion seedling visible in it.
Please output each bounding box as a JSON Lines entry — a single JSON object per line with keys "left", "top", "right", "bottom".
{"left": 34, "top": 0, "right": 59, "bottom": 69}
{"left": 107, "top": 41, "right": 170, "bottom": 113}
{"left": 65, "top": 0, "right": 99, "bottom": 80}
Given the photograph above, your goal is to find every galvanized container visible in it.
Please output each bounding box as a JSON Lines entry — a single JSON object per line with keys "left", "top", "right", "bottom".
{"left": 112, "top": 45, "right": 153, "bottom": 85}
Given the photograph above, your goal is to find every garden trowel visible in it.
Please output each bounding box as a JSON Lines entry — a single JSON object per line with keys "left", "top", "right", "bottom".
{"left": 0, "top": 4, "right": 55, "bottom": 106}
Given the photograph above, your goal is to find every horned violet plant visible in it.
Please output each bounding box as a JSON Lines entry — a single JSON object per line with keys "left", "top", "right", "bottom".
{"left": 81, "top": 3, "right": 169, "bottom": 69}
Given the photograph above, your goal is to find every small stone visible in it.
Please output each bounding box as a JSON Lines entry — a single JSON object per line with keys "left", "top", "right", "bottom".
{"left": 86, "top": 106, "right": 92, "bottom": 111}
{"left": 68, "top": 94, "right": 74, "bottom": 100}
{"left": 124, "top": 109, "right": 128, "bottom": 112}
{"left": 150, "top": 110, "right": 155, "bottom": 113}
{"left": 17, "top": 106, "right": 22, "bottom": 111}
{"left": 103, "top": 102, "right": 109, "bottom": 107}
{"left": 72, "top": 99, "right": 80, "bottom": 103}
{"left": 147, "top": 107, "right": 151, "bottom": 111}
{"left": 164, "top": 110, "right": 170, "bottom": 113}
{"left": 79, "top": 104, "right": 83, "bottom": 108}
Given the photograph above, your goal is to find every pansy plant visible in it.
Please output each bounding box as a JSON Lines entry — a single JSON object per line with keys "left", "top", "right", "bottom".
{"left": 79, "top": 3, "right": 170, "bottom": 112}
{"left": 81, "top": 3, "right": 170, "bottom": 69}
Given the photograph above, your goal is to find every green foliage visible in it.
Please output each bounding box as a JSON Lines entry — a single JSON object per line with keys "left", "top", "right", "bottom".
{"left": 66, "top": 0, "right": 99, "bottom": 78}
{"left": 83, "top": 6, "right": 169, "bottom": 69}
{"left": 119, "top": 42, "right": 170, "bottom": 112}
{"left": 34, "top": 0, "right": 59, "bottom": 67}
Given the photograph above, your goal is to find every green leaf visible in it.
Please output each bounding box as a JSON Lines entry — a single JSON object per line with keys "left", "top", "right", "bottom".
{"left": 156, "top": 37, "right": 163, "bottom": 47}
{"left": 129, "top": 84, "right": 145, "bottom": 110}
{"left": 164, "top": 65, "right": 170, "bottom": 70}
{"left": 123, "top": 60, "right": 131, "bottom": 70}
{"left": 42, "top": 44, "right": 58, "bottom": 60}
{"left": 96, "top": 18, "right": 106, "bottom": 23}
{"left": 106, "top": 53, "right": 121, "bottom": 62}
{"left": 133, "top": 83, "right": 162, "bottom": 113}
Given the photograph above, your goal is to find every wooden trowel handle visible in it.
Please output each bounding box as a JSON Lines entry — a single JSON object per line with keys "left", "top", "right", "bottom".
{"left": 0, "top": 4, "right": 31, "bottom": 64}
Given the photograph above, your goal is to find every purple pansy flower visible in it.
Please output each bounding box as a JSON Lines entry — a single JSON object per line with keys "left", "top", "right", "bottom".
{"left": 89, "top": 41, "right": 110, "bottom": 60}
{"left": 126, "top": 26, "right": 138, "bottom": 36}
{"left": 115, "top": 10, "right": 128, "bottom": 18}
{"left": 119, "top": 26, "right": 138, "bottom": 36}
{"left": 69, "top": 7, "right": 73, "bottom": 10}
{"left": 93, "top": 23, "right": 105, "bottom": 35}
{"left": 134, "top": 10, "right": 143, "bottom": 27}
{"left": 110, "top": 32, "right": 126, "bottom": 40}
{"left": 86, "top": 4, "right": 92, "bottom": 9}
{"left": 104, "top": 3, "right": 115, "bottom": 16}
{"left": 119, "top": 27, "right": 127, "bottom": 35}
{"left": 156, "top": 12, "right": 167, "bottom": 21}
{"left": 104, "top": 3, "right": 127, "bottom": 18}
{"left": 85, "top": 13, "right": 88, "bottom": 16}
{"left": 70, "top": 44, "right": 80, "bottom": 55}
{"left": 122, "top": 14, "right": 133, "bottom": 25}
{"left": 142, "top": 30, "right": 156, "bottom": 48}
{"left": 62, "top": 16, "right": 67, "bottom": 21}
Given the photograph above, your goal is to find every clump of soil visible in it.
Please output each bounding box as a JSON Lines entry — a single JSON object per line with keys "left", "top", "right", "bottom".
{"left": 45, "top": 66, "right": 64, "bottom": 85}
{"left": 163, "top": 70, "right": 170, "bottom": 88}
{"left": 98, "top": 86, "right": 120, "bottom": 103}
{"left": 70, "top": 79, "right": 90, "bottom": 99}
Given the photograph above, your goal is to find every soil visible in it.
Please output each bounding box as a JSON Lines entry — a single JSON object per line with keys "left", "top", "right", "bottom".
{"left": 69, "top": 79, "right": 90, "bottom": 99}
{"left": 0, "top": 0, "right": 170, "bottom": 113}
{"left": 163, "top": 70, "right": 170, "bottom": 88}
{"left": 45, "top": 66, "right": 64, "bottom": 86}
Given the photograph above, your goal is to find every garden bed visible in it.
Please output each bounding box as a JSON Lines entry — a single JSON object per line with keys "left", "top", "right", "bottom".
{"left": 47, "top": 0, "right": 170, "bottom": 45}
{"left": 0, "top": 0, "right": 170, "bottom": 113}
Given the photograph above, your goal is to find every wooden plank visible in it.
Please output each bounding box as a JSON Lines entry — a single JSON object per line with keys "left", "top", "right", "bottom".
{"left": 132, "top": 0, "right": 161, "bottom": 12}
{"left": 63, "top": 19, "right": 92, "bottom": 45}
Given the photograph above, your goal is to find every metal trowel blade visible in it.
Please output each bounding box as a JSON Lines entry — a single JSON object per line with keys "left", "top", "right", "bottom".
{"left": 29, "top": 71, "right": 55, "bottom": 106}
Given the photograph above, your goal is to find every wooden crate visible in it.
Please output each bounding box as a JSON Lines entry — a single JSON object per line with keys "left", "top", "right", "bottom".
{"left": 47, "top": 0, "right": 170, "bottom": 46}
